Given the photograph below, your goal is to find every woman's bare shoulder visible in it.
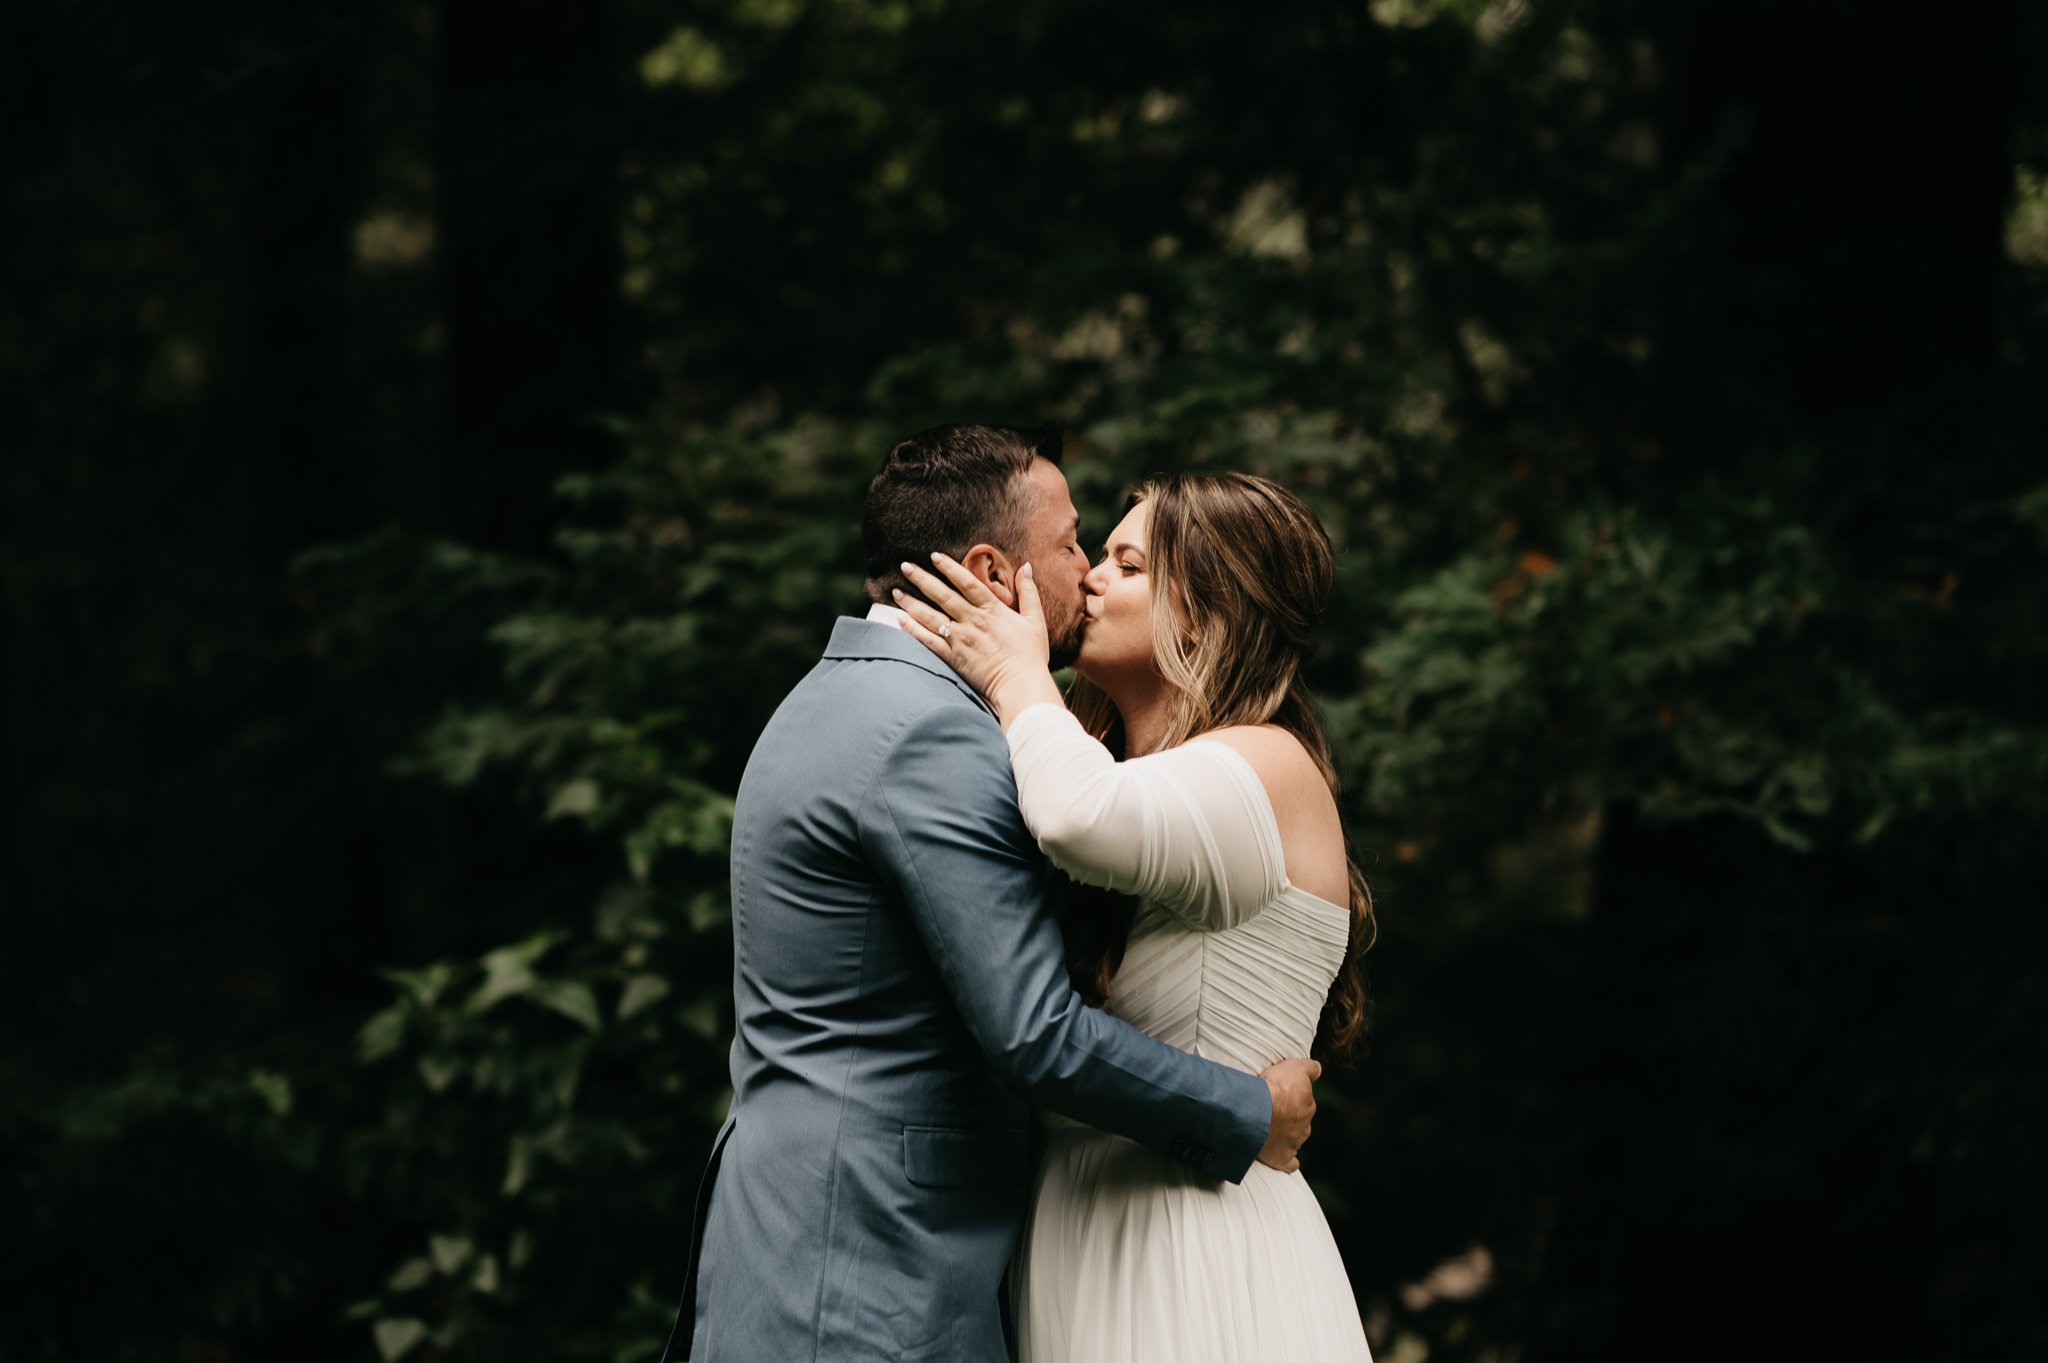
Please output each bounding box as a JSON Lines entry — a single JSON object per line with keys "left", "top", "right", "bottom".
{"left": 1194, "top": 723, "right": 1327, "bottom": 788}
{"left": 1195, "top": 726, "right": 1347, "bottom": 898}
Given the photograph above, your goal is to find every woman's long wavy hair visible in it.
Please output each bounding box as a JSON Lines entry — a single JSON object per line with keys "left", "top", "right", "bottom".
{"left": 1065, "top": 472, "right": 1377, "bottom": 1062}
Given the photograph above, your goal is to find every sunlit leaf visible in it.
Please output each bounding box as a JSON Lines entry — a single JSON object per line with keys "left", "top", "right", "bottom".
{"left": 429, "top": 1234, "right": 473, "bottom": 1275}
{"left": 373, "top": 1318, "right": 427, "bottom": 1362}
{"left": 617, "top": 974, "right": 670, "bottom": 1020}
{"left": 546, "top": 777, "right": 602, "bottom": 820}
{"left": 529, "top": 980, "right": 603, "bottom": 1033}
{"left": 387, "top": 1258, "right": 432, "bottom": 1293}
{"left": 357, "top": 1007, "right": 407, "bottom": 1063}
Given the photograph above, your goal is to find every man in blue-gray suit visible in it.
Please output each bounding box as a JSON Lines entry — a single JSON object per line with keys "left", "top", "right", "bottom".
{"left": 665, "top": 425, "right": 1320, "bottom": 1362}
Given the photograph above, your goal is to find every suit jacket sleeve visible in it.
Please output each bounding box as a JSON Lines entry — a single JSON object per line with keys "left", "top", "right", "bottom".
{"left": 859, "top": 699, "right": 1272, "bottom": 1183}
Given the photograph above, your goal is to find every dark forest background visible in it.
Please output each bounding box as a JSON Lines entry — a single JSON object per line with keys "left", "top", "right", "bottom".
{"left": 3, "top": 1, "right": 2045, "bottom": 1360}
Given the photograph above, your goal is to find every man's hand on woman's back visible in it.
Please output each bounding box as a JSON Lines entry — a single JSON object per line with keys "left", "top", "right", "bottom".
{"left": 1256, "top": 1057, "right": 1321, "bottom": 1173}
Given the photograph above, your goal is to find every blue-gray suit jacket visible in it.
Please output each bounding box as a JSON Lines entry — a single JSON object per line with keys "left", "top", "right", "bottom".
{"left": 666, "top": 617, "right": 1272, "bottom": 1363}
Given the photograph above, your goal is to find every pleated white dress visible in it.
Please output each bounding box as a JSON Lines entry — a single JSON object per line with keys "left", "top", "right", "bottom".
{"left": 1004, "top": 704, "right": 1373, "bottom": 1363}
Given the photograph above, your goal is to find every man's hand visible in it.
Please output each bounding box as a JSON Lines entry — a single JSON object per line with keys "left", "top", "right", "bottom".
{"left": 1256, "top": 1057, "right": 1321, "bottom": 1173}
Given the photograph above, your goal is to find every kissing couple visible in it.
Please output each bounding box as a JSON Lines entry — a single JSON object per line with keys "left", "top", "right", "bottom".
{"left": 663, "top": 424, "right": 1375, "bottom": 1362}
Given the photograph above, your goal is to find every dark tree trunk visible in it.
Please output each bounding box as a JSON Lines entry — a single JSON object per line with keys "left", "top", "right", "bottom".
{"left": 436, "top": 0, "right": 621, "bottom": 553}
{"left": 1646, "top": 0, "right": 2019, "bottom": 484}
{"left": 1527, "top": 8, "right": 2028, "bottom": 1358}
{"left": 1533, "top": 804, "right": 1940, "bottom": 1363}
{"left": 242, "top": 18, "right": 371, "bottom": 556}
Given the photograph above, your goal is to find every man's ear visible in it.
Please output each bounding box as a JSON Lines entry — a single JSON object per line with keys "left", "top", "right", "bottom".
{"left": 959, "top": 543, "right": 1018, "bottom": 606}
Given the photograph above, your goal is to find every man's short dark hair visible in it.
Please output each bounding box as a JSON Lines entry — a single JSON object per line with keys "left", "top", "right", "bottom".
{"left": 862, "top": 424, "right": 1064, "bottom": 604}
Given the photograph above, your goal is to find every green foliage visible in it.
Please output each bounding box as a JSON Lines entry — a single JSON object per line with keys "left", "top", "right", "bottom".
{"left": 1355, "top": 500, "right": 2048, "bottom": 853}
{"left": 6, "top": 0, "right": 2045, "bottom": 1360}
{"left": 345, "top": 910, "right": 711, "bottom": 1361}
{"left": 330, "top": 423, "right": 894, "bottom": 1357}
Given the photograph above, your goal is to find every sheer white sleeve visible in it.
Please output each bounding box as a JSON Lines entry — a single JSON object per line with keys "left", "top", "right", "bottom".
{"left": 1004, "top": 702, "right": 1287, "bottom": 931}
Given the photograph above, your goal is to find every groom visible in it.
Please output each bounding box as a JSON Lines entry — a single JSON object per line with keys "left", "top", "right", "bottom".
{"left": 664, "top": 425, "right": 1319, "bottom": 1362}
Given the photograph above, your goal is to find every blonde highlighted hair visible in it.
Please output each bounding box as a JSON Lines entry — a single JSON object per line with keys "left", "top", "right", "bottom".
{"left": 1067, "top": 472, "right": 1377, "bottom": 1061}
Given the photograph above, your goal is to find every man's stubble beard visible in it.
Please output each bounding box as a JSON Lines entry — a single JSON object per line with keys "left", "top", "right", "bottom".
{"left": 1046, "top": 607, "right": 1085, "bottom": 672}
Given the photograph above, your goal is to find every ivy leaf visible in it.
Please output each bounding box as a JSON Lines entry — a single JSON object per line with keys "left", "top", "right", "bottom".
{"left": 617, "top": 974, "right": 670, "bottom": 1020}
{"left": 417, "top": 1055, "right": 461, "bottom": 1093}
{"left": 373, "top": 1318, "right": 427, "bottom": 1362}
{"left": 358, "top": 1007, "right": 407, "bottom": 1063}
{"left": 472, "top": 1254, "right": 502, "bottom": 1295}
{"left": 387, "top": 1257, "right": 433, "bottom": 1292}
{"left": 469, "top": 933, "right": 564, "bottom": 1013}
{"left": 546, "top": 777, "right": 602, "bottom": 820}
{"left": 503, "top": 1136, "right": 532, "bottom": 1197}
{"left": 529, "top": 980, "right": 603, "bottom": 1032}
{"left": 429, "top": 1234, "right": 474, "bottom": 1275}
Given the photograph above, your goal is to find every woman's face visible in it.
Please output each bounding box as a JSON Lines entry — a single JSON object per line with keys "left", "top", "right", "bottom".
{"left": 1074, "top": 500, "right": 1158, "bottom": 685}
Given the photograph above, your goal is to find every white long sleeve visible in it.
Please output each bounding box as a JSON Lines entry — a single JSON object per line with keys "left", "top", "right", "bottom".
{"left": 1003, "top": 702, "right": 1289, "bottom": 931}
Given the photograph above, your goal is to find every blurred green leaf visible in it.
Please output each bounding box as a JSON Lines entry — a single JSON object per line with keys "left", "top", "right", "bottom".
{"left": 468, "top": 933, "right": 565, "bottom": 1013}
{"left": 529, "top": 980, "right": 604, "bottom": 1034}
{"left": 386, "top": 1259, "right": 433, "bottom": 1293}
{"left": 618, "top": 974, "right": 671, "bottom": 1020}
{"left": 373, "top": 1317, "right": 427, "bottom": 1362}
{"left": 428, "top": 1234, "right": 473, "bottom": 1275}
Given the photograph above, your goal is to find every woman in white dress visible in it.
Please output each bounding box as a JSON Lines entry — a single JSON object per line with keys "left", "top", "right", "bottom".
{"left": 891, "top": 471, "right": 1375, "bottom": 1363}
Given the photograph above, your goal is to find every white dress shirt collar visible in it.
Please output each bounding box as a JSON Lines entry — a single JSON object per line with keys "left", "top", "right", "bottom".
{"left": 865, "top": 602, "right": 911, "bottom": 631}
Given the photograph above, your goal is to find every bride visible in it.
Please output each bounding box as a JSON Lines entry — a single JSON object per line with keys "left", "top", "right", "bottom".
{"left": 891, "top": 471, "right": 1375, "bottom": 1363}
